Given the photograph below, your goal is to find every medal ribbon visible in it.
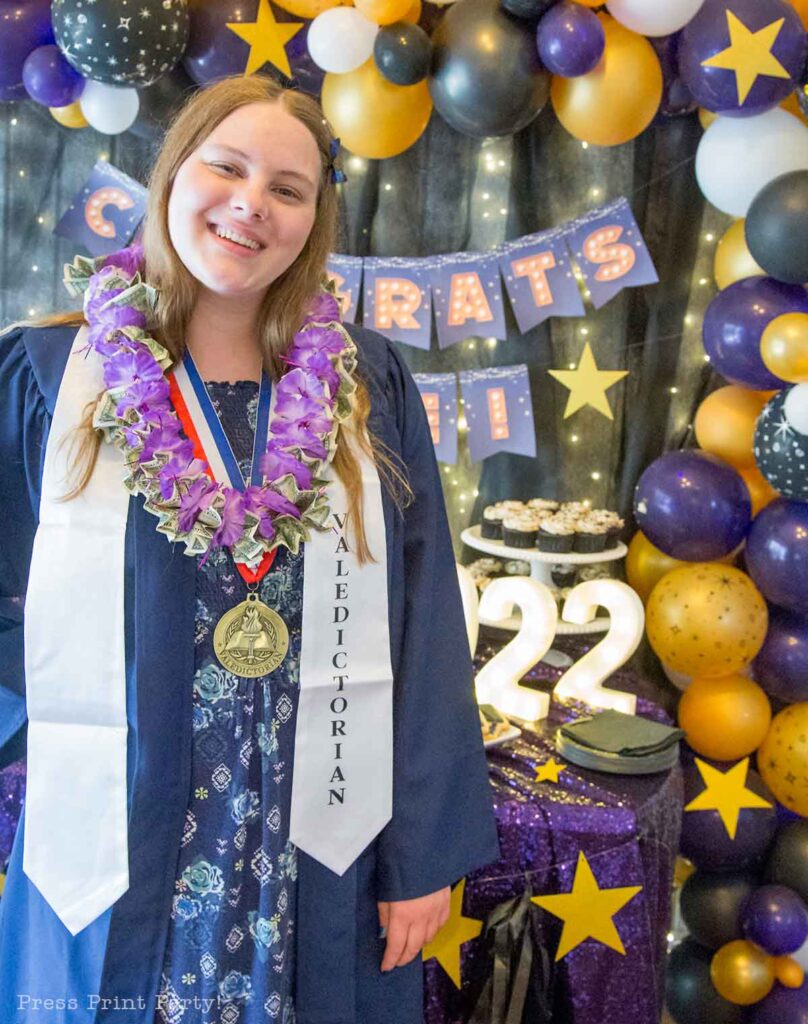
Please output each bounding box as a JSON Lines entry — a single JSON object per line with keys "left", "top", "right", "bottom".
{"left": 168, "top": 351, "right": 276, "bottom": 583}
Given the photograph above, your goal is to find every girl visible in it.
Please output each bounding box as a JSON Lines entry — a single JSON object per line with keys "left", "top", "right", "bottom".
{"left": 0, "top": 75, "right": 498, "bottom": 1023}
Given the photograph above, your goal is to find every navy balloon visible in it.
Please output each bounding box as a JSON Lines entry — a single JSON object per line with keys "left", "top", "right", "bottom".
{"left": 679, "top": 0, "right": 806, "bottom": 118}
{"left": 746, "top": 170, "right": 808, "bottom": 285}
{"left": 680, "top": 760, "right": 778, "bottom": 871}
{"left": 374, "top": 22, "right": 432, "bottom": 86}
{"left": 754, "top": 388, "right": 808, "bottom": 502}
{"left": 755, "top": 609, "right": 808, "bottom": 704}
{"left": 666, "top": 939, "right": 746, "bottom": 1024}
{"left": 748, "top": 980, "right": 808, "bottom": 1024}
{"left": 680, "top": 871, "right": 758, "bottom": 950}
{"left": 22, "top": 44, "right": 84, "bottom": 108}
{"left": 703, "top": 277, "right": 808, "bottom": 390}
{"left": 746, "top": 499, "right": 808, "bottom": 614}
{"left": 634, "top": 450, "right": 751, "bottom": 561}
{"left": 536, "top": 2, "right": 605, "bottom": 78}
{"left": 742, "top": 884, "right": 808, "bottom": 955}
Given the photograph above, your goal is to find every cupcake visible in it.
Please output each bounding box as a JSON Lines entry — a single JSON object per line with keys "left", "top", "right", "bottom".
{"left": 502, "top": 511, "right": 540, "bottom": 549}
{"left": 574, "top": 513, "right": 608, "bottom": 553}
{"left": 551, "top": 563, "right": 577, "bottom": 588}
{"left": 481, "top": 504, "right": 505, "bottom": 539}
{"left": 504, "top": 559, "right": 531, "bottom": 576}
{"left": 601, "top": 511, "right": 625, "bottom": 549}
{"left": 527, "top": 498, "right": 559, "bottom": 513}
{"left": 537, "top": 515, "right": 575, "bottom": 553}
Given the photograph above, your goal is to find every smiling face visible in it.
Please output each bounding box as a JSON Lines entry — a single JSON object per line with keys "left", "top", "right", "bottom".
{"left": 167, "top": 101, "right": 322, "bottom": 304}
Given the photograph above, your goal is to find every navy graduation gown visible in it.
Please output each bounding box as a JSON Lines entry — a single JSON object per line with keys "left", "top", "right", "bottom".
{"left": 0, "top": 321, "right": 500, "bottom": 1023}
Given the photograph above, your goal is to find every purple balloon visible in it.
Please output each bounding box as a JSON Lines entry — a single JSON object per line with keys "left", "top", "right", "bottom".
{"left": 633, "top": 450, "right": 752, "bottom": 560}
{"left": 22, "top": 44, "right": 84, "bottom": 108}
{"left": 746, "top": 499, "right": 808, "bottom": 614}
{"left": 749, "top": 980, "right": 808, "bottom": 1024}
{"left": 755, "top": 609, "right": 808, "bottom": 703}
{"left": 742, "top": 884, "right": 808, "bottom": 955}
{"left": 681, "top": 760, "right": 778, "bottom": 871}
{"left": 536, "top": 2, "right": 604, "bottom": 78}
{"left": 703, "top": 277, "right": 808, "bottom": 390}
{"left": 679, "top": 0, "right": 807, "bottom": 118}
{"left": 0, "top": 0, "right": 54, "bottom": 100}
{"left": 651, "top": 33, "right": 697, "bottom": 118}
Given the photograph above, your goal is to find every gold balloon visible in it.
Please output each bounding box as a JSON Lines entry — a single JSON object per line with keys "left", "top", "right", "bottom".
{"left": 550, "top": 14, "right": 662, "bottom": 147}
{"left": 761, "top": 313, "right": 808, "bottom": 383}
{"left": 646, "top": 564, "right": 768, "bottom": 677}
{"left": 573, "top": 0, "right": 604, "bottom": 6}
{"left": 272, "top": 0, "right": 347, "bottom": 15}
{"left": 789, "top": 0, "right": 808, "bottom": 30}
{"left": 626, "top": 531, "right": 686, "bottom": 603}
{"left": 354, "top": 0, "right": 412, "bottom": 23}
{"left": 714, "top": 220, "right": 765, "bottom": 290}
{"left": 759, "top": 704, "right": 808, "bottom": 817}
{"left": 49, "top": 102, "right": 89, "bottom": 129}
{"left": 711, "top": 941, "right": 775, "bottom": 1006}
{"left": 694, "top": 386, "right": 772, "bottom": 468}
{"left": 699, "top": 107, "right": 718, "bottom": 130}
{"left": 738, "top": 464, "right": 781, "bottom": 517}
{"left": 402, "top": 0, "right": 422, "bottom": 22}
{"left": 774, "top": 955, "right": 805, "bottom": 989}
{"left": 321, "top": 57, "right": 432, "bottom": 159}
{"left": 677, "top": 673, "right": 772, "bottom": 761}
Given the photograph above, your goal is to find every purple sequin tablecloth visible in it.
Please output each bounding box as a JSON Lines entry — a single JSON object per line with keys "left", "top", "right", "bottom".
{"left": 423, "top": 636, "right": 683, "bottom": 1024}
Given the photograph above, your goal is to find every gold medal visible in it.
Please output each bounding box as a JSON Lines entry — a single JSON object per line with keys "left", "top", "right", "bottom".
{"left": 213, "top": 593, "right": 290, "bottom": 679}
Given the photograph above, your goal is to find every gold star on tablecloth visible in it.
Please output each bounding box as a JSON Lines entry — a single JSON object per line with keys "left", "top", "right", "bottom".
{"left": 535, "top": 758, "right": 565, "bottom": 784}
{"left": 422, "top": 878, "right": 484, "bottom": 988}
{"left": 684, "top": 757, "right": 772, "bottom": 840}
{"left": 548, "top": 342, "right": 628, "bottom": 420}
{"left": 531, "top": 851, "right": 642, "bottom": 961}
{"left": 227, "top": 0, "right": 303, "bottom": 78}
{"left": 702, "top": 10, "right": 790, "bottom": 106}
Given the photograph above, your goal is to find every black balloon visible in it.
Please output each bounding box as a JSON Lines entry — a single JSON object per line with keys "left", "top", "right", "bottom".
{"left": 52, "top": 0, "right": 189, "bottom": 87}
{"left": 754, "top": 387, "right": 808, "bottom": 502}
{"left": 429, "top": 0, "right": 550, "bottom": 138}
{"left": 500, "top": 0, "right": 558, "bottom": 20}
{"left": 680, "top": 871, "right": 757, "bottom": 950}
{"left": 129, "top": 64, "right": 197, "bottom": 141}
{"left": 666, "top": 939, "right": 746, "bottom": 1024}
{"left": 766, "top": 821, "right": 808, "bottom": 903}
{"left": 374, "top": 22, "right": 432, "bottom": 86}
{"left": 746, "top": 170, "right": 808, "bottom": 285}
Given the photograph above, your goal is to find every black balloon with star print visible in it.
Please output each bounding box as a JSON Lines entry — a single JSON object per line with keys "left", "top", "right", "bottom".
{"left": 52, "top": 0, "right": 189, "bottom": 88}
{"left": 753, "top": 386, "right": 808, "bottom": 502}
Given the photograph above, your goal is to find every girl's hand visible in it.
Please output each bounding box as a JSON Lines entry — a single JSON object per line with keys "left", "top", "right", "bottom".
{"left": 377, "top": 887, "right": 451, "bottom": 972}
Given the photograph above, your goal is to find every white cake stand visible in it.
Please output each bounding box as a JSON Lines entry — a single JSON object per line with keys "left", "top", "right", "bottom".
{"left": 461, "top": 524, "right": 628, "bottom": 637}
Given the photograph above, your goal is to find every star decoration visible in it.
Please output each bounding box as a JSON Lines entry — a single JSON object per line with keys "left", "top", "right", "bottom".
{"left": 531, "top": 851, "right": 642, "bottom": 961}
{"left": 422, "top": 878, "right": 484, "bottom": 988}
{"left": 702, "top": 11, "right": 790, "bottom": 106}
{"left": 684, "top": 757, "right": 772, "bottom": 840}
{"left": 535, "top": 758, "right": 565, "bottom": 784}
{"left": 548, "top": 343, "right": 628, "bottom": 420}
{"left": 227, "top": 0, "right": 304, "bottom": 78}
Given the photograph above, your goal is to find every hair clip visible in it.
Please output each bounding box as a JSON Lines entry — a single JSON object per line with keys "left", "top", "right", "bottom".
{"left": 328, "top": 136, "right": 347, "bottom": 185}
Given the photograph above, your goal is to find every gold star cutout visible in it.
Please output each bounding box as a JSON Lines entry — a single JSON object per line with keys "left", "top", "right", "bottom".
{"left": 684, "top": 757, "right": 772, "bottom": 840}
{"left": 227, "top": 0, "right": 303, "bottom": 78}
{"left": 422, "top": 878, "right": 484, "bottom": 988}
{"left": 702, "top": 11, "right": 790, "bottom": 106}
{"left": 548, "top": 342, "right": 628, "bottom": 420}
{"left": 535, "top": 758, "right": 565, "bottom": 784}
{"left": 531, "top": 851, "right": 642, "bottom": 961}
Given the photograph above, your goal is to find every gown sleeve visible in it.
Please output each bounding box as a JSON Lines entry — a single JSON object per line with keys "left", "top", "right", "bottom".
{"left": 0, "top": 327, "right": 48, "bottom": 763}
{"left": 375, "top": 342, "right": 500, "bottom": 902}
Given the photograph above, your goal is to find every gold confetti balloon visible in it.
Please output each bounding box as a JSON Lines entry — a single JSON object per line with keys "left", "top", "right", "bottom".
{"left": 646, "top": 564, "right": 768, "bottom": 677}
{"left": 758, "top": 703, "right": 808, "bottom": 817}
{"left": 677, "top": 673, "right": 772, "bottom": 761}
{"left": 710, "top": 940, "right": 775, "bottom": 1005}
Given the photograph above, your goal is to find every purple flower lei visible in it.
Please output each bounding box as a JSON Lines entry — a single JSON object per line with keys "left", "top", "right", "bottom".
{"left": 63, "top": 245, "right": 358, "bottom": 565}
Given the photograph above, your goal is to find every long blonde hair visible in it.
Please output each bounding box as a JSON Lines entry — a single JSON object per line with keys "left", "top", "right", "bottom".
{"left": 16, "top": 74, "right": 410, "bottom": 561}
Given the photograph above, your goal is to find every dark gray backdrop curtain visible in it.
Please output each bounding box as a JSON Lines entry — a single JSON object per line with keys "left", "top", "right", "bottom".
{"left": 0, "top": 96, "right": 729, "bottom": 551}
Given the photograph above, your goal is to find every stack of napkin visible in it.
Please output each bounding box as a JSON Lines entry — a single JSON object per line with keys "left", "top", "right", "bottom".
{"left": 556, "top": 709, "right": 684, "bottom": 775}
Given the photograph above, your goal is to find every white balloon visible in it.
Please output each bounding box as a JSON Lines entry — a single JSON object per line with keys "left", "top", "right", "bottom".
{"left": 696, "top": 109, "right": 808, "bottom": 217}
{"left": 793, "top": 934, "right": 808, "bottom": 972}
{"left": 606, "top": 0, "right": 705, "bottom": 37}
{"left": 308, "top": 9, "right": 378, "bottom": 74}
{"left": 79, "top": 81, "right": 139, "bottom": 135}
{"left": 785, "top": 383, "right": 808, "bottom": 436}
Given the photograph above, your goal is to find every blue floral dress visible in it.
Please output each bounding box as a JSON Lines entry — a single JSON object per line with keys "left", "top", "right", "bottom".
{"left": 156, "top": 382, "right": 301, "bottom": 1024}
